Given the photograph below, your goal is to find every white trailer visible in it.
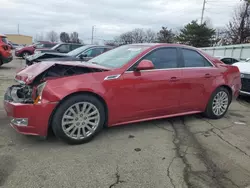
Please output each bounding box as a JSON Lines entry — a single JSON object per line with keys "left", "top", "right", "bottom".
{"left": 200, "top": 43, "right": 250, "bottom": 61}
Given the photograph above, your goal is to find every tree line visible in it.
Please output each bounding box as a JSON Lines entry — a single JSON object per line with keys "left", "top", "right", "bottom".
{"left": 34, "top": 31, "right": 82, "bottom": 44}
{"left": 35, "top": 0, "right": 250, "bottom": 47}
{"left": 113, "top": 0, "right": 250, "bottom": 47}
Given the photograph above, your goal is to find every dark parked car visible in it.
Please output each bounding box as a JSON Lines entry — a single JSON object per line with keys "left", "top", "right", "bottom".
{"left": 4, "top": 43, "right": 241, "bottom": 145}
{"left": 216, "top": 56, "right": 239, "bottom": 65}
{"left": 26, "top": 45, "right": 113, "bottom": 65}
{"left": 34, "top": 43, "right": 83, "bottom": 54}
{"left": 15, "top": 41, "right": 57, "bottom": 58}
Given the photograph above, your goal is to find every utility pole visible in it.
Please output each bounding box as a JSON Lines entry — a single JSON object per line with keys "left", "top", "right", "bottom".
{"left": 200, "top": 0, "right": 206, "bottom": 25}
{"left": 17, "top": 24, "right": 20, "bottom": 34}
{"left": 91, "top": 26, "right": 95, "bottom": 44}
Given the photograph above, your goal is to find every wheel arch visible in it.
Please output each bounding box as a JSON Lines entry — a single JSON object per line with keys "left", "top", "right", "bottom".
{"left": 47, "top": 91, "right": 109, "bottom": 134}
{"left": 217, "top": 84, "right": 233, "bottom": 102}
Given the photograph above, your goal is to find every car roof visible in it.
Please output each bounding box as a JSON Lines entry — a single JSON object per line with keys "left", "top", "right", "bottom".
{"left": 59, "top": 43, "right": 83, "bottom": 45}
{"left": 126, "top": 43, "right": 196, "bottom": 49}
{"left": 0, "top": 33, "right": 6, "bottom": 37}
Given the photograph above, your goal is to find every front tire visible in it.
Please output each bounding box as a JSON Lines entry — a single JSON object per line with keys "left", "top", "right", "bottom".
{"left": 52, "top": 94, "right": 105, "bottom": 145}
{"left": 204, "top": 87, "right": 231, "bottom": 119}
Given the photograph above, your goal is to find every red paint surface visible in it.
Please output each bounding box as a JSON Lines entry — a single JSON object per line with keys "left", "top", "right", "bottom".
{"left": 4, "top": 44, "right": 241, "bottom": 136}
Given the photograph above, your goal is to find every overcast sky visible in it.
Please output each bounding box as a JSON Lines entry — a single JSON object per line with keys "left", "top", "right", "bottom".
{"left": 1, "top": 0, "right": 240, "bottom": 44}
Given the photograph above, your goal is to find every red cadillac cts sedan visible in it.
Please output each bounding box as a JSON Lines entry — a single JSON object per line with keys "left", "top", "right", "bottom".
{"left": 4, "top": 43, "right": 241, "bottom": 145}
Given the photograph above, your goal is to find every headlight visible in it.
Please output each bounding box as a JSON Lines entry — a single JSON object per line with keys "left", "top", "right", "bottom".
{"left": 34, "top": 82, "right": 46, "bottom": 104}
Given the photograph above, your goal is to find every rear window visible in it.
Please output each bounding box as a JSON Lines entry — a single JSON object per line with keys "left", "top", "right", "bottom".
{"left": 1, "top": 37, "right": 8, "bottom": 44}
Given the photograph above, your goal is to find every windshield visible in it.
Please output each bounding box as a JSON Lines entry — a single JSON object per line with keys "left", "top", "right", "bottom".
{"left": 2, "top": 37, "right": 8, "bottom": 44}
{"left": 67, "top": 45, "right": 91, "bottom": 56}
{"left": 88, "top": 45, "right": 150, "bottom": 68}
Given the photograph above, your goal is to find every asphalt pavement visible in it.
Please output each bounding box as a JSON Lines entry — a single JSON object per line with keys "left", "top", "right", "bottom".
{"left": 1, "top": 58, "right": 250, "bottom": 188}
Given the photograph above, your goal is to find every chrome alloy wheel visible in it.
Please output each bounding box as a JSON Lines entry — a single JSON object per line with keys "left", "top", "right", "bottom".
{"left": 62, "top": 102, "right": 100, "bottom": 140}
{"left": 212, "top": 91, "right": 229, "bottom": 116}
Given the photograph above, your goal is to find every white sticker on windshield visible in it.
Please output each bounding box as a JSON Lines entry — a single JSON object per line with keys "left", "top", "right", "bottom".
{"left": 127, "top": 48, "right": 141, "bottom": 51}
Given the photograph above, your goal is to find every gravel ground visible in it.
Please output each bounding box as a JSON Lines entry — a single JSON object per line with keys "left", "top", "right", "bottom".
{"left": 0, "top": 58, "right": 250, "bottom": 188}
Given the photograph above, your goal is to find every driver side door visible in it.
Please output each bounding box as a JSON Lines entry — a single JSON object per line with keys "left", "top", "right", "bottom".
{"left": 110, "top": 47, "right": 182, "bottom": 123}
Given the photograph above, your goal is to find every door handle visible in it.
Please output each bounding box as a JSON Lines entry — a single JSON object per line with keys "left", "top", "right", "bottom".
{"left": 204, "top": 73, "right": 212, "bottom": 78}
{"left": 170, "top": 77, "right": 179, "bottom": 82}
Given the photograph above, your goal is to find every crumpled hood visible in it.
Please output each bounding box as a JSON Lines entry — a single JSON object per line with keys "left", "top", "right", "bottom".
{"left": 15, "top": 61, "right": 111, "bottom": 84}
{"left": 233, "top": 62, "right": 250, "bottom": 74}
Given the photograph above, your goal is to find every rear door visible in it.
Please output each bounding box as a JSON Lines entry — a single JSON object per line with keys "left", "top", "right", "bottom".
{"left": 179, "top": 48, "right": 218, "bottom": 112}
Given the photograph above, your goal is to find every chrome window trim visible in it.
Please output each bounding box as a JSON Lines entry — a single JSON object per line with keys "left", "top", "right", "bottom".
{"left": 125, "top": 67, "right": 215, "bottom": 73}
{"left": 125, "top": 46, "right": 215, "bottom": 73}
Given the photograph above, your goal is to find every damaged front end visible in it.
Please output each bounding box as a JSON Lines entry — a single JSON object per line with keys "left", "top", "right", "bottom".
{"left": 4, "top": 84, "right": 34, "bottom": 103}
{"left": 5, "top": 62, "right": 109, "bottom": 104}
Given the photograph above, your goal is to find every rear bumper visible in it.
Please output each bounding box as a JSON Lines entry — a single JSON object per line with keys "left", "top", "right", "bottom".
{"left": 4, "top": 101, "right": 57, "bottom": 136}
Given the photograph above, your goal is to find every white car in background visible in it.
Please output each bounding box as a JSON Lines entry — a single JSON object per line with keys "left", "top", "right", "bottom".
{"left": 233, "top": 59, "right": 250, "bottom": 96}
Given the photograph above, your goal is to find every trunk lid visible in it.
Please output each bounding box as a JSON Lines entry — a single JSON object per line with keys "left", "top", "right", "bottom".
{"left": 15, "top": 61, "right": 112, "bottom": 84}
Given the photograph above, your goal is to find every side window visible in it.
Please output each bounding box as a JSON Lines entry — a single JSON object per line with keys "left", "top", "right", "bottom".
{"left": 104, "top": 48, "right": 112, "bottom": 52}
{"left": 71, "top": 45, "right": 81, "bottom": 50}
{"left": 142, "top": 48, "right": 178, "bottom": 69}
{"left": 232, "top": 58, "right": 239, "bottom": 63}
{"left": 57, "top": 44, "right": 70, "bottom": 52}
{"left": 84, "top": 48, "right": 105, "bottom": 57}
{"left": 182, "top": 49, "right": 212, "bottom": 67}
{"left": 221, "top": 58, "right": 232, "bottom": 65}
{"left": 44, "top": 44, "right": 54, "bottom": 48}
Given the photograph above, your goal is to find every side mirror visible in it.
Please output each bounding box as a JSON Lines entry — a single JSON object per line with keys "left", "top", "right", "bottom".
{"left": 135, "top": 60, "right": 154, "bottom": 71}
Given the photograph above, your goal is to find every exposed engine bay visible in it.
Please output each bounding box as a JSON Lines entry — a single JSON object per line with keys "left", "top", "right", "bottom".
{"left": 5, "top": 64, "right": 106, "bottom": 103}
{"left": 33, "top": 64, "right": 104, "bottom": 84}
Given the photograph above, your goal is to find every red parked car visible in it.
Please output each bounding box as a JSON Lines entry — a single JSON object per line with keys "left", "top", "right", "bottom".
{"left": 15, "top": 41, "right": 57, "bottom": 58}
{"left": 0, "top": 34, "right": 12, "bottom": 66}
{"left": 4, "top": 44, "right": 241, "bottom": 145}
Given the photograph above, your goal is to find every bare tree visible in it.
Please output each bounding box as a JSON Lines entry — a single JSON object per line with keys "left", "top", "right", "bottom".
{"left": 115, "top": 31, "right": 133, "bottom": 45}
{"left": 34, "top": 33, "right": 44, "bottom": 42}
{"left": 115, "top": 28, "right": 156, "bottom": 45}
{"left": 227, "top": 0, "right": 250, "bottom": 44}
{"left": 144, "top": 29, "right": 156, "bottom": 43}
{"left": 46, "top": 31, "right": 58, "bottom": 42}
{"left": 131, "top": 28, "right": 145, "bottom": 43}
{"left": 70, "top": 32, "right": 80, "bottom": 43}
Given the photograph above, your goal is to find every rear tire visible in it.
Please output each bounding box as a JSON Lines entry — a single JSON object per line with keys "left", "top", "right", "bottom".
{"left": 204, "top": 87, "right": 231, "bottom": 119}
{"left": 52, "top": 94, "right": 105, "bottom": 145}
